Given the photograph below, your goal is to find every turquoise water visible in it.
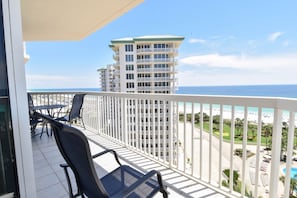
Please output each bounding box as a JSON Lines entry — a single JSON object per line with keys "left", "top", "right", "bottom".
{"left": 283, "top": 167, "right": 297, "bottom": 178}
{"left": 176, "top": 84, "right": 297, "bottom": 98}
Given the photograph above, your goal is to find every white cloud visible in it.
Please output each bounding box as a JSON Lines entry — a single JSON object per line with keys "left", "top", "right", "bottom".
{"left": 179, "top": 53, "right": 297, "bottom": 71}
{"left": 267, "top": 32, "right": 284, "bottom": 42}
{"left": 177, "top": 69, "right": 297, "bottom": 86}
{"left": 178, "top": 53, "right": 297, "bottom": 86}
{"left": 188, "top": 38, "right": 206, "bottom": 44}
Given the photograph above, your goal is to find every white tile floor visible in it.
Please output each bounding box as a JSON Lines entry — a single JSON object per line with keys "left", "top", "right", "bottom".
{"left": 31, "top": 128, "right": 229, "bottom": 198}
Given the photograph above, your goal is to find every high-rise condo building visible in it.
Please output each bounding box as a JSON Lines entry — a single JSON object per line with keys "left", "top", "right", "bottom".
{"left": 97, "top": 64, "right": 116, "bottom": 92}
{"left": 98, "top": 35, "right": 184, "bottom": 159}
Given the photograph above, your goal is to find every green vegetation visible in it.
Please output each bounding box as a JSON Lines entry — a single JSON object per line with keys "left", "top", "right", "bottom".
{"left": 234, "top": 148, "right": 255, "bottom": 158}
{"left": 222, "top": 169, "right": 253, "bottom": 197}
{"left": 279, "top": 175, "right": 297, "bottom": 197}
{"left": 179, "top": 112, "right": 297, "bottom": 150}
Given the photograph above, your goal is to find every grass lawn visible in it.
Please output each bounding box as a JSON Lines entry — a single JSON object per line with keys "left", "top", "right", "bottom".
{"left": 196, "top": 122, "right": 272, "bottom": 145}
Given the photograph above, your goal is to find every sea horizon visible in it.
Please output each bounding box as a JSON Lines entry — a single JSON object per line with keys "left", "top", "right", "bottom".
{"left": 28, "top": 84, "right": 297, "bottom": 99}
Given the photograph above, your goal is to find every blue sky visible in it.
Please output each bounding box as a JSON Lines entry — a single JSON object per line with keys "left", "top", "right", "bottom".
{"left": 25, "top": 0, "right": 297, "bottom": 89}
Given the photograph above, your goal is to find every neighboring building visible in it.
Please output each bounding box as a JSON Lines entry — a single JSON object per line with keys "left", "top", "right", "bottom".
{"left": 98, "top": 35, "right": 184, "bottom": 158}
{"left": 97, "top": 64, "right": 116, "bottom": 92}
{"left": 101, "top": 35, "right": 184, "bottom": 94}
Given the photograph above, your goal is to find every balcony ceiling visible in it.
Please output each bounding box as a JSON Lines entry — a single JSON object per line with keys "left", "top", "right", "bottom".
{"left": 21, "top": 0, "right": 143, "bottom": 41}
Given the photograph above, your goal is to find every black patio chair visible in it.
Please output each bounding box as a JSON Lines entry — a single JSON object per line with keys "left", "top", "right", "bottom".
{"left": 27, "top": 93, "right": 44, "bottom": 136}
{"left": 56, "top": 94, "right": 86, "bottom": 128}
{"left": 38, "top": 113, "right": 168, "bottom": 198}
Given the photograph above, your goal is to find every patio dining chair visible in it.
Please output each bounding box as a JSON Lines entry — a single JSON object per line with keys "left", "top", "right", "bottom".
{"left": 55, "top": 94, "right": 86, "bottom": 128}
{"left": 39, "top": 113, "right": 168, "bottom": 198}
{"left": 27, "top": 93, "right": 44, "bottom": 136}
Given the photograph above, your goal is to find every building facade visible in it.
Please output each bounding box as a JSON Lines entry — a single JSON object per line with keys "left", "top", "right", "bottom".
{"left": 98, "top": 35, "right": 184, "bottom": 158}
{"left": 97, "top": 64, "right": 116, "bottom": 92}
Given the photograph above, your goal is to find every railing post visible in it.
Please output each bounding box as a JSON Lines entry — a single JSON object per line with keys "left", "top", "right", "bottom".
{"left": 284, "top": 112, "right": 295, "bottom": 198}
{"left": 269, "top": 108, "right": 282, "bottom": 198}
{"left": 96, "top": 95, "right": 100, "bottom": 135}
{"left": 123, "top": 98, "right": 128, "bottom": 146}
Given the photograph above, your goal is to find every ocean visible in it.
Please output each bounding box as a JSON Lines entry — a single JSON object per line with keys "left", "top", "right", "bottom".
{"left": 29, "top": 84, "right": 297, "bottom": 99}
{"left": 176, "top": 84, "right": 297, "bottom": 98}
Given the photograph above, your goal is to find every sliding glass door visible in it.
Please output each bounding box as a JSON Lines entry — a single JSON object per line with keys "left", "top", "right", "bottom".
{"left": 0, "top": 0, "right": 19, "bottom": 197}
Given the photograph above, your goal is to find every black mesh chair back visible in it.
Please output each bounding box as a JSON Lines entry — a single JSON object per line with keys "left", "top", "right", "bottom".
{"left": 39, "top": 113, "right": 168, "bottom": 198}
{"left": 46, "top": 115, "right": 109, "bottom": 197}
{"left": 27, "top": 93, "right": 34, "bottom": 108}
{"left": 27, "top": 93, "right": 43, "bottom": 134}
{"left": 69, "top": 94, "right": 85, "bottom": 121}
{"left": 56, "top": 94, "right": 86, "bottom": 128}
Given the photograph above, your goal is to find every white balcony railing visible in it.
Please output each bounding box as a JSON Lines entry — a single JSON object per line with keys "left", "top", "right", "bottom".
{"left": 136, "top": 58, "right": 176, "bottom": 63}
{"left": 136, "top": 48, "right": 177, "bottom": 53}
{"left": 136, "top": 67, "right": 174, "bottom": 73}
{"left": 29, "top": 91, "right": 297, "bottom": 198}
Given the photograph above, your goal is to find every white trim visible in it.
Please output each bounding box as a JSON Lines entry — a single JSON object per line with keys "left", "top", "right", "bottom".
{"left": 2, "top": 0, "right": 36, "bottom": 197}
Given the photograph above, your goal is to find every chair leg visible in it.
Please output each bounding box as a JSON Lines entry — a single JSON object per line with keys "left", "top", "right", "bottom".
{"left": 40, "top": 121, "right": 49, "bottom": 138}
{"left": 163, "top": 191, "right": 168, "bottom": 198}
{"left": 156, "top": 172, "right": 168, "bottom": 198}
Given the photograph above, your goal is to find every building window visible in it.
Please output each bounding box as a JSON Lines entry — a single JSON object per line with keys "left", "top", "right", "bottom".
{"left": 136, "top": 44, "right": 150, "bottom": 49}
{"left": 154, "top": 64, "right": 169, "bottom": 68}
{"left": 126, "top": 73, "right": 134, "bottom": 80}
{"left": 154, "top": 54, "right": 168, "bottom": 59}
{"left": 154, "top": 73, "right": 169, "bottom": 78}
{"left": 137, "top": 55, "right": 150, "bottom": 61}
{"left": 126, "top": 82, "right": 134, "bottom": 88}
{"left": 137, "top": 73, "right": 151, "bottom": 78}
{"left": 154, "top": 82, "right": 169, "bottom": 87}
{"left": 125, "top": 55, "right": 134, "bottom": 62}
{"left": 154, "top": 43, "right": 170, "bottom": 48}
{"left": 126, "top": 64, "right": 134, "bottom": 71}
{"left": 125, "top": 44, "right": 133, "bottom": 52}
{"left": 137, "top": 64, "right": 151, "bottom": 70}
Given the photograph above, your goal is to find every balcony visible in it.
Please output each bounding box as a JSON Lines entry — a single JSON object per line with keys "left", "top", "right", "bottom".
{"left": 136, "top": 58, "right": 176, "bottom": 63}
{"left": 137, "top": 77, "right": 176, "bottom": 82}
{"left": 137, "top": 67, "right": 176, "bottom": 73}
{"left": 29, "top": 91, "right": 297, "bottom": 198}
{"left": 136, "top": 48, "right": 177, "bottom": 54}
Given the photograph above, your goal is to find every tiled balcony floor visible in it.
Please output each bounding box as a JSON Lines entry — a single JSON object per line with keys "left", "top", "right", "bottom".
{"left": 31, "top": 127, "right": 229, "bottom": 198}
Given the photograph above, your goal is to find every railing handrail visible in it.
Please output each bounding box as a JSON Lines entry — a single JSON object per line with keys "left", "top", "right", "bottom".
{"left": 29, "top": 91, "right": 297, "bottom": 111}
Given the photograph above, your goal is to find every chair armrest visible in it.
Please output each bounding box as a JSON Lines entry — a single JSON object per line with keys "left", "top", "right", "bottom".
{"left": 59, "top": 163, "right": 76, "bottom": 196}
{"left": 59, "top": 163, "right": 69, "bottom": 168}
{"left": 92, "top": 149, "right": 121, "bottom": 166}
{"left": 115, "top": 170, "right": 168, "bottom": 198}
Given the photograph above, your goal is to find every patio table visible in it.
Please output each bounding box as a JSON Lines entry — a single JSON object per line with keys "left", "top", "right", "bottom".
{"left": 32, "top": 104, "right": 66, "bottom": 117}
{"left": 32, "top": 104, "right": 66, "bottom": 137}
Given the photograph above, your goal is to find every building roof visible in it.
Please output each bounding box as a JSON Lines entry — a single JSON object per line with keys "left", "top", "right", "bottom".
{"left": 110, "top": 35, "right": 185, "bottom": 44}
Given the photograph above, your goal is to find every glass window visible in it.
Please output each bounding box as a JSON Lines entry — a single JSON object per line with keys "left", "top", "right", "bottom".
{"left": 125, "top": 64, "right": 134, "bottom": 71}
{"left": 125, "top": 44, "right": 133, "bottom": 52}
{"left": 126, "top": 73, "right": 134, "bottom": 80}
{"left": 0, "top": 8, "right": 8, "bottom": 97}
{"left": 125, "top": 55, "right": 134, "bottom": 62}
{"left": 126, "top": 82, "right": 134, "bottom": 88}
